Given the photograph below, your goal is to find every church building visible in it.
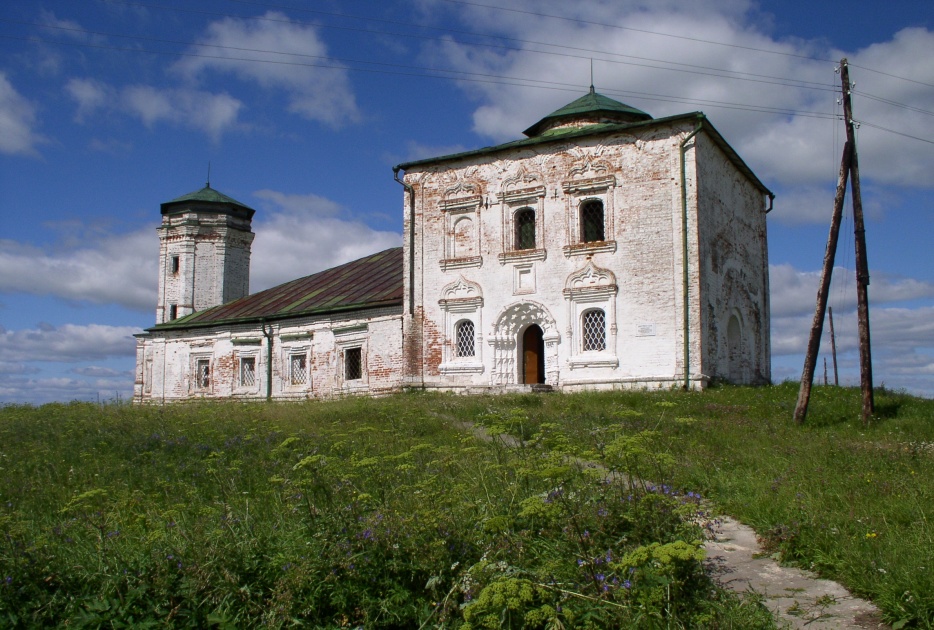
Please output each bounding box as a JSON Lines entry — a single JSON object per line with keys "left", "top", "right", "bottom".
{"left": 134, "top": 89, "right": 773, "bottom": 402}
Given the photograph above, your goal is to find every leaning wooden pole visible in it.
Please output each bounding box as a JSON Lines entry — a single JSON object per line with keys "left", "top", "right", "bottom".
{"left": 828, "top": 306, "right": 840, "bottom": 386}
{"left": 840, "top": 59, "right": 875, "bottom": 424}
{"left": 793, "top": 140, "right": 852, "bottom": 424}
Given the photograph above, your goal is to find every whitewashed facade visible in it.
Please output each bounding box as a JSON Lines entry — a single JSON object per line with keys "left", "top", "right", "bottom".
{"left": 135, "top": 90, "right": 772, "bottom": 402}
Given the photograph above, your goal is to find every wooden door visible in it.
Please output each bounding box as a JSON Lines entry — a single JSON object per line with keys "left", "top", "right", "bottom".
{"left": 522, "top": 325, "right": 545, "bottom": 384}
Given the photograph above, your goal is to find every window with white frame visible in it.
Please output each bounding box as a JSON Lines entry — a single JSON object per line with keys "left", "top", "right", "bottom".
{"left": 195, "top": 358, "right": 211, "bottom": 390}
{"left": 564, "top": 261, "right": 618, "bottom": 369}
{"left": 290, "top": 353, "right": 308, "bottom": 385}
{"left": 581, "top": 309, "right": 606, "bottom": 352}
{"left": 454, "top": 320, "right": 476, "bottom": 357}
{"left": 562, "top": 176, "right": 616, "bottom": 257}
{"left": 438, "top": 277, "right": 484, "bottom": 375}
{"left": 239, "top": 356, "right": 256, "bottom": 387}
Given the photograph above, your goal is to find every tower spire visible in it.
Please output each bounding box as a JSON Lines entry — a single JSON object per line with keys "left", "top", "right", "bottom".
{"left": 589, "top": 59, "right": 594, "bottom": 93}
{"left": 206, "top": 161, "right": 211, "bottom": 189}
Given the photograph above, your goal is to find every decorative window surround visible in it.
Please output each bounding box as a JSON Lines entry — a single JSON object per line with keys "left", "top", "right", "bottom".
{"left": 564, "top": 261, "right": 619, "bottom": 371}
{"left": 334, "top": 325, "right": 368, "bottom": 390}
{"left": 440, "top": 193, "right": 483, "bottom": 271}
{"left": 237, "top": 354, "right": 258, "bottom": 389}
{"left": 439, "top": 277, "right": 484, "bottom": 375}
{"left": 192, "top": 355, "right": 212, "bottom": 392}
{"left": 562, "top": 241, "right": 617, "bottom": 258}
{"left": 562, "top": 175, "right": 617, "bottom": 255}
{"left": 498, "top": 184, "right": 546, "bottom": 264}
{"left": 439, "top": 256, "right": 483, "bottom": 271}
{"left": 498, "top": 249, "right": 546, "bottom": 264}
{"left": 231, "top": 337, "right": 262, "bottom": 346}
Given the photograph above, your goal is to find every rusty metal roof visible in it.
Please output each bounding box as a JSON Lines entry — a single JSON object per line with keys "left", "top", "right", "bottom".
{"left": 150, "top": 247, "right": 403, "bottom": 332}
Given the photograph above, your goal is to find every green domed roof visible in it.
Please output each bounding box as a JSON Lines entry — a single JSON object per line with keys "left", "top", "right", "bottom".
{"left": 161, "top": 184, "right": 255, "bottom": 219}
{"left": 523, "top": 87, "right": 652, "bottom": 137}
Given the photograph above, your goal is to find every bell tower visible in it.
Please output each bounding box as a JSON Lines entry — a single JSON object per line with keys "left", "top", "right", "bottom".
{"left": 156, "top": 182, "right": 255, "bottom": 324}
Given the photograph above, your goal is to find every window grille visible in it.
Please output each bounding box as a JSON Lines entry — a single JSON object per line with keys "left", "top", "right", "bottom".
{"left": 196, "top": 359, "right": 211, "bottom": 389}
{"left": 580, "top": 200, "right": 605, "bottom": 243}
{"left": 581, "top": 310, "right": 606, "bottom": 352}
{"left": 290, "top": 354, "right": 307, "bottom": 385}
{"left": 240, "top": 357, "right": 256, "bottom": 387}
{"left": 454, "top": 320, "right": 475, "bottom": 357}
{"left": 514, "top": 208, "right": 536, "bottom": 250}
{"left": 344, "top": 347, "right": 362, "bottom": 381}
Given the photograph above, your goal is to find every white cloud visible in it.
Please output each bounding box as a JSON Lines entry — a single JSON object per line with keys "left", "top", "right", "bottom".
{"left": 70, "top": 366, "right": 130, "bottom": 378}
{"left": 0, "top": 72, "right": 45, "bottom": 156}
{"left": 65, "top": 77, "right": 113, "bottom": 121}
{"left": 416, "top": 3, "right": 934, "bottom": 191}
{"left": 769, "top": 263, "right": 934, "bottom": 318}
{"left": 0, "top": 323, "right": 139, "bottom": 363}
{"left": 65, "top": 78, "right": 243, "bottom": 139}
{"left": 173, "top": 11, "right": 360, "bottom": 127}
{"left": 249, "top": 190, "right": 402, "bottom": 291}
{"left": 0, "top": 229, "right": 158, "bottom": 311}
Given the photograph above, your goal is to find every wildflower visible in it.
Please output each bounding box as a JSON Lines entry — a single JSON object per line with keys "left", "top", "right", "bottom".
{"left": 866, "top": 532, "right": 877, "bottom": 539}
{"left": 623, "top": 579, "right": 632, "bottom": 589}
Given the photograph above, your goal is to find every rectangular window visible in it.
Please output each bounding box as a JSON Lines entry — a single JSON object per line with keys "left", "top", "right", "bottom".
{"left": 239, "top": 356, "right": 256, "bottom": 387}
{"left": 195, "top": 358, "right": 211, "bottom": 390}
{"left": 171, "top": 255, "right": 180, "bottom": 274}
{"left": 344, "top": 347, "right": 362, "bottom": 381}
{"left": 169, "top": 304, "right": 177, "bottom": 320}
{"left": 290, "top": 353, "right": 307, "bottom": 385}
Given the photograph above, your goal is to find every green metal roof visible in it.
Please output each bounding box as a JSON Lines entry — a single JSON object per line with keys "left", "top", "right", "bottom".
{"left": 522, "top": 88, "right": 653, "bottom": 137}
{"left": 147, "top": 247, "right": 403, "bottom": 332}
{"left": 161, "top": 184, "right": 256, "bottom": 219}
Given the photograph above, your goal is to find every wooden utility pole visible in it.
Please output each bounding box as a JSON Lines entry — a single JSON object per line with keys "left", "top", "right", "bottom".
{"left": 793, "top": 140, "right": 851, "bottom": 424}
{"left": 828, "top": 306, "right": 839, "bottom": 386}
{"left": 794, "top": 58, "right": 874, "bottom": 425}
{"left": 841, "top": 59, "right": 875, "bottom": 424}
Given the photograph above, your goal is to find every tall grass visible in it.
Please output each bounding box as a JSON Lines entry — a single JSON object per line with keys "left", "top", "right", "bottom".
{"left": 463, "top": 383, "right": 934, "bottom": 628}
{"left": 0, "top": 395, "right": 771, "bottom": 628}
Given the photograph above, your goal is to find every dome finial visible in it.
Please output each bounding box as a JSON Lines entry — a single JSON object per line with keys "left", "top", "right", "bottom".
{"left": 589, "top": 59, "right": 595, "bottom": 94}
{"left": 206, "top": 161, "right": 211, "bottom": 189}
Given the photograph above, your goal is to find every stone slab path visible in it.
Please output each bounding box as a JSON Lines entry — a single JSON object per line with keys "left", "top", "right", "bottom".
{"left": 451, "top": 416, "right": 889, "bottom": 629}
{"left": 705, "top": 516, "right": 887, "bottom": 629}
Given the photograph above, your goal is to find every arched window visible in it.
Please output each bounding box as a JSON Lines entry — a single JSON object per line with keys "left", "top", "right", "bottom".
{"left": 581, "top": 309, "right": 606, "bottom": 352}
{"left": 514, "top": 208, "right": 536, "bottom": 250}
{"left": 454, "top": 320, "right": 475, "bottom": 357}
{"left": 580, "top": 199, "right": 605, "bottom": 243}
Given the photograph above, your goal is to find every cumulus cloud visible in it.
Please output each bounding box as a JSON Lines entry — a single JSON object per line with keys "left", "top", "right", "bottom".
{"left": 65, "top": 78, "right": 244, "bottom": 139}
{"left": 769, "top": 263, "right": 934, "bottom": 318}
{"left": 0, "top": 229, "right": 158, "bottom": 311}
{"left": 0, "top": 323, "right": 140, "bottom": 363}
{"left": 416, "top": 2, "right": 934, "bottom": 191}
{"left": 173, "top": 11, "right": 360, "bottom": 127}
{"left": 249, "top": 190, "right": 402, "bottom": 291}
{"left": 0, "top": 72, "right": 45, "bottom": 156}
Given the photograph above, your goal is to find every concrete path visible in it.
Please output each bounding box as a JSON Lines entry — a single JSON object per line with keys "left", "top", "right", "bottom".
{"left": 705, "top": 516, "right": 887, "bottom": 629}
{"left": 451, "top": 416, "right": 888, "bottom": 629}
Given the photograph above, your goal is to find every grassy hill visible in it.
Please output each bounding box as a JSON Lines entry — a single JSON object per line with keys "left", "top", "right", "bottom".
{"left": 1, "top": 384, "right": 931, "bottom": 628}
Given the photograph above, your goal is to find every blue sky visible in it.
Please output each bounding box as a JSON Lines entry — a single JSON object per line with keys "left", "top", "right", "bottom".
{"left": 1, "top": 0, "right": 932, "bottom": 404}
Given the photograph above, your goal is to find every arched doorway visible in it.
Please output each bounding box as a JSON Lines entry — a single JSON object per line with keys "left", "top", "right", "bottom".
{"left": 522, "top": 325, "right": 545, "bottom": 384}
